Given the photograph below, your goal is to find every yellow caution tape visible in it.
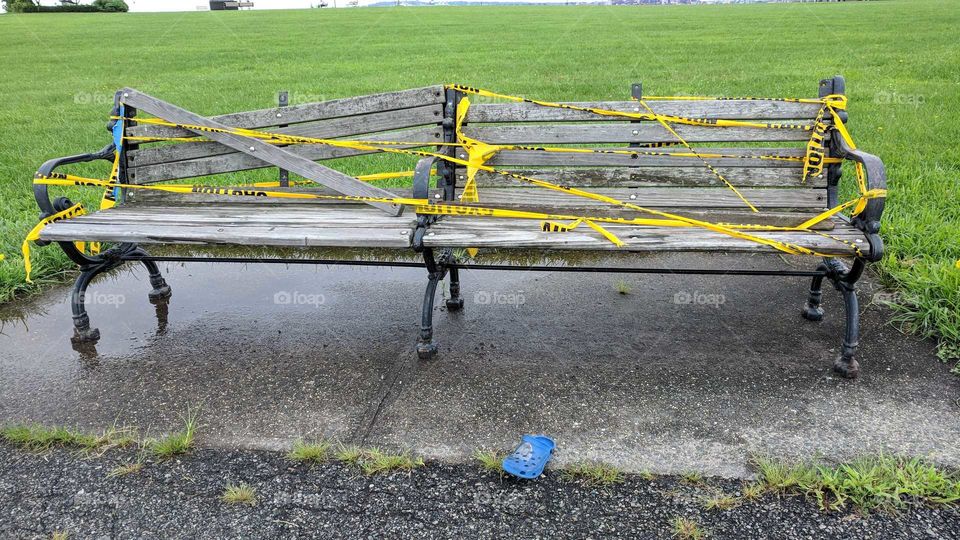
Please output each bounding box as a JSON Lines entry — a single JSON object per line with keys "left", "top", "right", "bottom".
{"left": 22, "top": 202, "right": 88, "bottom": 283}
{"left": 25, "top": 85, "right": 884, "bottom": 276}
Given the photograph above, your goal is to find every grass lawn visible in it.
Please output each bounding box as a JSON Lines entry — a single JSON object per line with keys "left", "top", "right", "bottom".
{"left": 0, "top": 1, "right": 957, "bottom": 358}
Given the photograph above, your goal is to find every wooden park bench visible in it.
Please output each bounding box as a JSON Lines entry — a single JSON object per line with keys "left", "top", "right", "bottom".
{"left": 30, "top": 76, "right": 885, "bottom": 377}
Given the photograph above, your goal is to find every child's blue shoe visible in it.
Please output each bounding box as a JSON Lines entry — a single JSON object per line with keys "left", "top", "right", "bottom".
{"left": 502, "top": 435, "right": 556, "bottom": 479}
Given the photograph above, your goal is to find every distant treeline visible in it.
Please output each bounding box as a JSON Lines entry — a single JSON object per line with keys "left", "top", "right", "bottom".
{"left": 3, "top": 0, "right": 129, "bottom": 12}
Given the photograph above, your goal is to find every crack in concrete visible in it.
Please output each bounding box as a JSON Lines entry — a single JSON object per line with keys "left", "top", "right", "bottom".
{"left": 352, "top": 345, "right": 419, "bottom": 446}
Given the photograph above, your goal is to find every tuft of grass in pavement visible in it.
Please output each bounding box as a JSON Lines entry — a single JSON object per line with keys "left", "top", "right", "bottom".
{"left": 360, "top": 448, "right": 424, "bottom": 476}
{"left": 108, "top": 461, "right": 144, "bottom": 478}
{"left": 741, "top": 482, "right": 765, "bottom": 501}
{"left": 51, "top": 532, "right": 68, "bottom": 540}
{"left": 473, "top": 449, "right": 504, "bottom": 474}
{"left": 560, "top": 461, "right": 625, "bottom": 486}
{"left": 221, "top": 482, "right": 257, "bottom": 506}
{"left": 147, "top": 409, "right": 198, "bottom": 459}
{"left": 287, "top": 440, "right": 332, "bottom": 464}
{"left": 671, "top": 517, "right": 706, "bottom": 540}
{"left": 615, "top": 279, "right": 632, "bottom": 295}
{"left": 640, "top": 470, "right": 655, "bottom": 481}
{"left": 701, "top": 492, "right": 740, "bottom": 511}
{"left": 334, "top": 444, "right": 424, "bottom": 475}
{"left": 681, "top": 471, "right": 704, "bottom": 485}
{"left": 753, "top": 455, "right": 960, "bottom": 512}
{"left": 1, "top": 423, "right": 136, "bottom": 454}
{"left": 334, "top": 444, "right": 365, "bottom": 466}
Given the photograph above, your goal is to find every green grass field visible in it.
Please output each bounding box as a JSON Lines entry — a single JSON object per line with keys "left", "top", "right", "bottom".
{"left": 0, "top": 1, "right": 958, "bottom": 357}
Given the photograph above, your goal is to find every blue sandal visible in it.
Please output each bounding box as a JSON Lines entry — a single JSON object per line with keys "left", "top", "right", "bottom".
{"left": 502, "top": 435, "right": 556, "bottom": 479}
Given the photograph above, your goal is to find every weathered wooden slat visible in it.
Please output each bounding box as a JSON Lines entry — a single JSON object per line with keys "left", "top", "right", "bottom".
{"left": 121, "top": 88, "right": 405, "bottom": 216}
{"left": 460, "top": 124, "right": 815, "bottom": 144}
{"left": 457, "top": 167, "right": 825, "bottom": 188}
{"left": 126, "top": 85, "right": 445, "bottom": 139}
{"left": 39, "top": 207, "right": 417, "bottom": 248}
{"left": 465, "top": 100, "right": 826, "bottom": 123}
{"left": 422, "top": 217, "right": 867, "bottom": 256}
{"left": 454, "top": 187, "right": 827, "bottom": 210}
{"left": 129, "top": 104, "right": 443, "bottom": 167}
{"left": 128, "top": 126, "right": 440, "bottom": 183}
{"left": 480, "top": 147, "right": 808, "bottom": 168}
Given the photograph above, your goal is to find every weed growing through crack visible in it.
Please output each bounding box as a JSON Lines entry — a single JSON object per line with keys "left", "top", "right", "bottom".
{"left": 335, "top": 444, "right": 365, "bottom": 466}
{"left": 222, "top": 482, "right": 257, "bottom": 506}
{"left": 1, "top": 423, "right": 136, "bottom": 454}
{"left": 147, "top": 408, "right": 199, "bottom": 459}
{"left": 681, "top": 471, "right": 704, "bottom": 485}
{"left": 561, "top": 462, "right": 625, "bottom": 486}
{"left": 741, "top": 482, "right": 765, "bottom": 501}
{"left": 287, "top": 440, "right": 332, "bottom": 463}
{"left": 753, "top": 454, "right": 960, "bottom": 512}
{"left": 333, "top": 444, "right": 423, "bottom": 475}
{"left": 671, "top": 517, "right": 705, "bottom": 540}
{"left": 702, "top": 492, "right": 740, "bottom": 511}
{"left": 615, "top": 279, "right": 632, "bottom": 295}
{"left": 360, "top": 448, "right": 424, "bottom": 475}
{"left": 50, "top": 532, "right": 69, "bottom": 540}
{"left": 473, "top": 449, "right": 504, "bottom": 474}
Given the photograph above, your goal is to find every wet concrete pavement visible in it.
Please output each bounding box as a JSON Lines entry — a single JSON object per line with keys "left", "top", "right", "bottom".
{"left": 1, "top": 253, "right": 957, "bottom": 477}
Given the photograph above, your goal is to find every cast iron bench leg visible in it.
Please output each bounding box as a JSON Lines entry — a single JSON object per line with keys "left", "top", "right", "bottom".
{"left": 802, "top": 258, "right": 863, "bottom": 378}
{"left": 417, "top": 248, "right": 448, "bottom": 360}
{"left": 445, "top": 266, "right": 464, "bottom": 311}
{"left": 69, "top": 245, "right": 172, "bottom": 345}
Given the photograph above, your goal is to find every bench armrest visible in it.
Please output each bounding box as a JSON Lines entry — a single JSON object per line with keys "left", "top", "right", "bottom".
{"left": 33, "top": 144, "right": 115, "bottom": 252}
{"left": 831, "top": 134, "right": 886, "bottom": 261}
{"left": 412, "top": 156, "right": 437, "bottom": 200}
{"left": 34, "top": 144, "right": 115, "bottom": 216}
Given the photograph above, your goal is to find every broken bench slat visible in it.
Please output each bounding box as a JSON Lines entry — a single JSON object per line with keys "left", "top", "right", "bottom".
{"left": 120, "top": 88, "right": 405, "bottom": 216}
{"left": 126, "top": 85, "right": 445, "bottom": 139}
{"left": 128, "top": 126, "right": 440, "bottom": 184}
{"left": 129, "top": 104, "right": 443, "bottom": 166}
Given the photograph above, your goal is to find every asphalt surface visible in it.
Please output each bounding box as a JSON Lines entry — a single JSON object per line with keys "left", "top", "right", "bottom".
{"left": 2, "top": 444, "right": 958, "bottom": 539}
{"left": 0, "top": 252, "right": 958, "bottom": 480}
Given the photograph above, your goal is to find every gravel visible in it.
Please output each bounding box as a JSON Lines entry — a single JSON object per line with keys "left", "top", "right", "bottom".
{"left": 1, "top": 444, "right": 957, "bottom": 539}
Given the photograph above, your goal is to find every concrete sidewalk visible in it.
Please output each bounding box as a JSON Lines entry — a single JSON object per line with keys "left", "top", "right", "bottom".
{"left": 1, "top": 253, "right": 957, "bottom": 477}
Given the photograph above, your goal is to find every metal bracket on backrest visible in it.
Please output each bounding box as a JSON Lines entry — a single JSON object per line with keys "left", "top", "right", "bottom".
{"left": 629, "top": 82, "right": 642, "bottom": 151}
{"left": 278, "top": 90, "right": 289, "bottom": 187}
{"left": 439, "top": 87, "right": 460, "bottom": 201}
{"left": 820, "top": 75, "right": 846, "bottom": 208}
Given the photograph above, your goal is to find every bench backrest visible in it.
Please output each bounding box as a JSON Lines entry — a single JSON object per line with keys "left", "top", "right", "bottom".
{"left": 445, "top": 77, "right": 845, "bottom": 216}
{"left": 123, "top": 86, "right": 445, "bottom": 184}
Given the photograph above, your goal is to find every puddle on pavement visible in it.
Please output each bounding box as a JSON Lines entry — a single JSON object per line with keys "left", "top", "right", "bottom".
{"left": 0, "top": 261, "right": 424, "bottom": 378}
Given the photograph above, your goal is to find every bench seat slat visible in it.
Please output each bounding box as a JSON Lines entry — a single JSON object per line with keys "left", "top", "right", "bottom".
{"left": 422, "top": 217, "right": 867, "bottom": 256}
{"left": 39, "top": 206, "right": 417, "bottom": 248}
{"left": 126, "top": 85, "right": 445, "bottom": 139}
{"left": 466, "top": 100, "right": 826, "bottom": 123}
